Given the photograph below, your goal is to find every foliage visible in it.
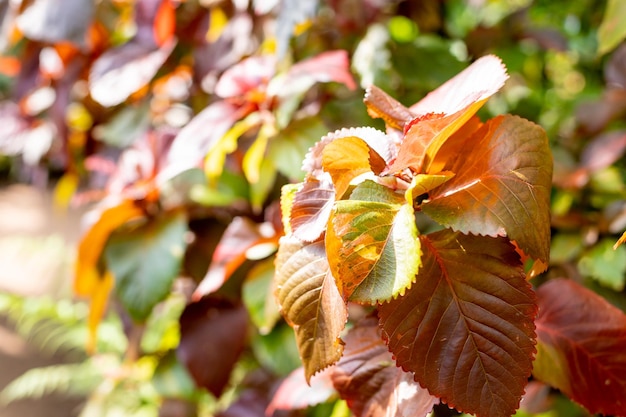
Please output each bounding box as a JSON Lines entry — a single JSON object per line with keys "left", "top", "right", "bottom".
{"left": 1, "top": 0, "right": 626, "bottom": 416}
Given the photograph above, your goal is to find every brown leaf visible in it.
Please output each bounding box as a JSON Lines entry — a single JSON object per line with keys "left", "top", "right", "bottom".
{"left": 379, "top": 230, "right": 537, "bottom": 417}
{"left": 534, "top": 279, "right": 626, "bottom": 416}
{"left": 177, "top": 296, "right": 249, "bottom": 397}
{"left": 363, "top": 85, "right": 415, "bottom": 131}
{"left": 274, "top": 236, "right": 347, "bottom": 382}
{"left": 332, "top": 317, "right": 438, "bottom": 417}
{"left": 423, "top": 115, "right": 552, "bottom": 263}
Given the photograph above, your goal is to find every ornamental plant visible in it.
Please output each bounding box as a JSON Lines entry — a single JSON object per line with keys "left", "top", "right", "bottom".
{"left": 275, "top": 55, "right": 625, "bottom": 417}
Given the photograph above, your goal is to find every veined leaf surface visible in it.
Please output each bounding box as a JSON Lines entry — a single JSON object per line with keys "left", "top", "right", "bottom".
{"left": 290, "top": 178, "right": 335, "bottom": 242}
{"left": 332, "top": 316, "right": 438, "bottom": 417}
{"left": 364, "top": 85, "right": 415, "bottom": 130}
{"left": 534, "top": 279, "right": 626, "bottom": 416}
{"left": 379, "top": 230, "right": 537, "bottom": 417}
{"left": 326, "top": 181, "right": 419, "bottom": 304}
{"left": 274, "top": 236, "right": 347, "bottom": 381}
{"left": 422, "top": 115, "right": 552, "bottom": 262}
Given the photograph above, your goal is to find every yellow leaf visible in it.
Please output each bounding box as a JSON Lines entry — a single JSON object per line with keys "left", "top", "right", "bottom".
{"left": 207, "top": 6, "right": 228, "bottom": 43}
{"left": 87, "top": 270, "right": 114, "bottom": 354}
{"left": 243, "top": 124, "right": 273, "bottom": 184}
{"left": 614, "top": 231, "right": 626, "bottom": 250}
{"left": 53, "top": 172, "right": 79, "bottom": 209}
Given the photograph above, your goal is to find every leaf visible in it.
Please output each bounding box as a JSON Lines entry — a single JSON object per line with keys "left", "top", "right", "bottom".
{"left": 533, "top": 279, "right": 626, "bottom": 416}
{"left": 390, "top": 55, "right": 508, "bottom": 173}
{"left": 266, "top": 367, "right": 336, "bottom": 414}
{"left": 322, "top": 136, "right": 386, "bottom": 198}
{"left": 104, "top": 211, "right": 188, "bottom": 322}
{"left": 615, "top": 231, "right": 626, "bottom": 250}
{"left": 578, "top": 238, "right": 626, "bottom": 291}
{"left": 177, "top": 296, "right": 249, "bottom": 397}
{"left": 16, "top": 0, "right": 93, "bottom": 46}
{"left": 405, "top": 172, "right": 455, "bottom": 204}
{"left": 88, "top": 37, "right": 176, "bottom": 107}
{"left": 268, "top": 117, "right": 329, "bottom": 181}
{"left": 274, "top": 236, "right": 348, "bottom": 382}
{"left": 303, "top": 127, "right": 395, "bottom": 182}
{"left": 153, "top": 0, "right": 176, "bottom": 47}
{"left": 74, "top": 199, "right": 146, "bottom": 297}
{"left": 159, "top": 101, "right": 243, "bottom": 183}
{"left": 281, "top": 49, "right": 357, "bottom": 92}
{"left": 194, "top": 217, "right": 277, "bottom": 299}
{"left": 363, "top": 85, "right": 415, "bottom": 131}
{"left": 331, "top": 316, "right": 439, "bottom": 417}
{"left": 378, "top": 230, "right": 537, "bottom": 417}
{"left": 214, "top": 55, "right": 276, "bottom": 99}
{"left": 597, "top": 0, "right": 626, "bottom": 56}
{"left": 422, "top": 115, "right": 552, "bottom": 263}
{"left": 289, "top": 177, "right": 335, "bottom": 242}
{"left": 326, "top": 181, "right": 420, "bottom": 304}
{"left": 242, "top": 258, "right": 281, "bottom": 334}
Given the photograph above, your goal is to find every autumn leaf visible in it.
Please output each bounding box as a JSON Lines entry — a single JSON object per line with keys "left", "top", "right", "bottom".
{"left": 289, "top": 177, "right": 335, "bottom": 242}
{"left": 533, "top": 279, "right": 626, "bottom": 416}
{"left": 326, "top": 180, "right": 420, "bottom": 304}
{"left": 331, "top": 316, "right": 439, "bottom": 417}
{"left": 363, "top": 85, "right": 415, "bottom": 131}
{"left": 422, "top": 115, "right": 552, "bottom": 263}
{"left": 389, "top": 55, "right": 508, "bottom": 174}
{"left": 322, "top": 135, "right": 386, "bottom": 198}
{"left": 266, "top": 367, "right": 336, "bottom": 414}
{"left": 274, "top": 236, "right": 348, "bottom": 382}
{"left": 177, "top": 296, "right": 249, "bottom": 397}
{"left": 379, "top": 230, "right": 537, "bottom": 417}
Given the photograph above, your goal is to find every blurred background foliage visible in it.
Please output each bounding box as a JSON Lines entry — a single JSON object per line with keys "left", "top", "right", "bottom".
{"left": 0, "top": 0, "right": 625, "bottom": 416}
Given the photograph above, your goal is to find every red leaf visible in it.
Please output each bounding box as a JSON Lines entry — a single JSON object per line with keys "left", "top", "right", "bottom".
{"left": 285, "top": 50, "right": 357, "bottom": 91}
{"left": 332, "top": 317, "right": 438, "bottom": 417}
{"left": 379, "top": 230, "right": 537, "bottom": 417}
{"left": 177, "top": 296, "right": 249, "bottom": 397}
{"left": 533, "top": 279, "right": 626, "bottom": 416}
{"left": 214, "top": 55, "right": 277, "bottom": 99}
{"left": 364, "top": 85, "right": 415, "bottom": 131}
{"left": 290, "top": 178, "right": 336, "bottom": 242}
{"left": 266, "top": 367, "right": 336, "bottom": 414}
{"left": 423, "top": 115, "right": 552, "bottom": 263}
{"left": 153, "top": 0, "right": 176, "bottom": 47}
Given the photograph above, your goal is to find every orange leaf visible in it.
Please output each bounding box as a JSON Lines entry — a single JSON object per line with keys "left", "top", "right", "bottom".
{"left": 153, "top": 0, "right": 176, "bottom": 47}
{"left": 87, "top": 270, "right": 114, "bottom": 354}
{"left": 364, "top": 85, "right": 415, "bottom": 131}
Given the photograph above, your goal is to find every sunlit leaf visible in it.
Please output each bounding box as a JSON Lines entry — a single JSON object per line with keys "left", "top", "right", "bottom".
{"left": 74, "top": 199, "right": 146, "bottom": 298}
{"left": 303, "top": 127, "right": 395, "bottom": 182}
{"left": 379, "top": 230, "right": 536, "bottom": 417}
{"left": 214, "top": 55, "right": 276, "bottom": 99}
{"left": 578, "top": 238, "right": 626, "bottom": 291}
{"left": 322, "top": 136, "right": 386, "bottom": 198}
{"left": 243, "top": 123, "right": 272, "bottom": 184}
{"left": 533, "top": 279, "right": 626, "bottom": 416}
{"left": 597, "top": 0, "right": 626, "bottom": 56}
{"left": 290, "top": 177, "right": 335, "bottom": 242}
{"left": 266, "top": 367, "right": 336, "bottom": 414}
{"left": 105, "top": 211, "right": 188, "bottom": 322}
{"left": 405, "top": 172, "right": 455, "bottom": 204}
{"left": 280, "top": 49, "right": 357, "bottom": 92}
{"left": 615, "top": 231, "right": 626, "bottom": 250}
{"left": 364, "top": 85, "right": 415, "bottom": 131}
{"left": 274, "top": 236, "right": 348, "bottom": 381}
{"left": 89, "top": 38, "right": 176, "bottom": 107}
{"left": 423, "top": 115, "right": 552, "bottom": 262}
{"left": 332, "top": 316, "right": 438, "bottom": 417}
{"left": 159, "top": 101, "right": 243, "bottom": 183}
{"left": 326, "top": 181, "right": 420, "bottom": 304}
{"left": 16, "top": 0, "right": 93, "bottom": 46}
{"left": 177, "top": 296, "right": 249, "bottom": 397}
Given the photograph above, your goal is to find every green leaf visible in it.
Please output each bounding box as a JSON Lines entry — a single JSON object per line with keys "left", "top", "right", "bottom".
{"left": 423, "top": 115, "right": 552, "bottom": 262}
{"left": 331, "top": 317, "right": 438, "bottom": 417}
{"left": 268, "top": 117, "right": 329, "bottom": 181}
{"left": 105, "top": 211, "right": 188, "bottom": 322}
{"left": 326, "top": 181, "right": 420, "bottom": 304}
{"left": 534, "top": 279, "right": 626, "bottom": 416}
{"left": 378, "top": 230, "right": 537, "bottom": 417}
{"left": 242, "top": 258, "right": 281, "bottom": 334}
{"left": 274, "top": 236, "right": 348, "bottom": 382}
{"left": 578, "top": 238, "right": 626, "bottom": 291}
{"left": 597, "top": 0, "right": 626, "bottom": 56}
